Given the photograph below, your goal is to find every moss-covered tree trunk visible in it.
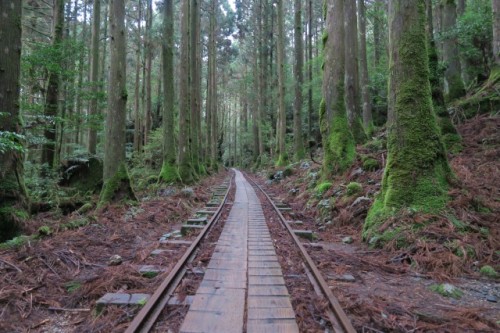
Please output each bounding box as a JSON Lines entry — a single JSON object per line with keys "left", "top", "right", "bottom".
{"left": 100, "top": 0, "right": 136, "bottom": 206}
{"left": 159, "top": 0, "right": 180, "bottom": 183}
{"left": 190, "top": 0, "right": 202, "bottom": 176}
{"left": 293, "top": 0, "right": 305, "bottom": 161}
{"left": 276, "top": 0, "right": 288, "bottom": 167}
{"left": 0, "top": 1, "right": 29, "bottom": 241}
{"left": 364, "top": 0, "right": 452, "bottom": 241}
{"left": 442, "top": 0, "right": 465, "bottom": 100}
{"left": 178, "top": 0, "right": 195, "bottom": 183}
{"left": 320, "top": 0, "right": 356, "bottom": 178}
{"left": 344, "top": 0, "right": 366, "bottom": 143}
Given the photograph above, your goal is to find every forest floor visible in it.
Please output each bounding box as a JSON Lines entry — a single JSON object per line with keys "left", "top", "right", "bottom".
{"left": 255, "top": 113, "right": 499, "bottom": 332}
{"left": 0, "top": 115, "right": 498, "bottom": 333}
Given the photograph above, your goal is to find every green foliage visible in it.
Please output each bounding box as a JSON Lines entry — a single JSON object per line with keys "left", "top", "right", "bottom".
{"left": 0, "top": 235, "right": 32, "bottom": 249}
{"left": 62, "top": 218, "right": 89, "bottom": 230}
{"left": 65, "top": 281, "right": 82, "bottom": 293}
{"left": 479, "top": 265, "right": 498, "bottom": 278}
{"left": 141, "top": 271, "right": 159, "bottom": 278}
{"left": 283, "top": 166, "right": 293, "bottom": 177}
{"left": 315, "top": 182, "right": 332, "bottom": 196}
{"left": 430, "top": 283, "right": 463, "bottom": 299}
{"left": 346, "top": 182, "right": 362, "bottom": 196}
{"left": 0, "top": 131, "right": 26, "bottom": 154}
{"left": 363, "top": 137, "right": 386, "bottom": 152}
{"left": 24, "top": 162, "right": 69, "bottom": 206}
{"left": 38, "top": 226, "right": 52, "bottom": 236}
{"left": 362, "top": 156, "right": 380, "bottom": 171}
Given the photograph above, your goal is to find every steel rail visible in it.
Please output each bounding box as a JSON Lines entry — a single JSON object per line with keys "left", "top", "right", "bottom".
{"left": 246, "top": 174, "right": 356, "bottom": 333}
{"left": 125, "top": 172, "right": 235, "bottom": 333}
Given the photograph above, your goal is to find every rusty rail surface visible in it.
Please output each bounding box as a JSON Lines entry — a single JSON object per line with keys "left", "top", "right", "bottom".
{"left": 246, "top": 174, "right": 356, "bottom": 333}
{"left": 125, "top": 172, "right": 234, "bottom": 333}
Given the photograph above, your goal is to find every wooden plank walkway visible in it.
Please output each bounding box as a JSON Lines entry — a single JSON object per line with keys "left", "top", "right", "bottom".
{"left": 179, "top": 170, "right": 299, "bottom": 333}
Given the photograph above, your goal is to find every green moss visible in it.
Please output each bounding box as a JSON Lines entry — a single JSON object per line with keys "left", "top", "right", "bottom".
{"left": 346, "top": 182, "right": 362, "bottom": 196}
{"left": 322, "top": 113, "right": 356, "bottom": 177}
{"left": 0, "top": 206, "right": 28, "bottom": 242}
{"left": 430, "top": 283, "right": 463, "bottom": 299}
{"left": 99, "top": 163, "right": 136, "bottom": 207}
{"left": 159, "top": 161, "right": 180, "bottom": 183}
{"left": 62, "top": 218, "right": 89, "bottom": 230}
{"left": 315, "top": 182, "right": 332, "bottom": 196}
{"left": 38, "top": 226, "right": 52, "bottom": 236}
{"left": 363, "top": 138, "right": 386, "bottom": 152}
{"left": 0, "top": 235, "right": 32, "bottom": 249}
{"left": 77, "top": 203, "right": 94, "bottom": 214}
{"left": 141, "top": 271, "right": 159, "bottom": 278}
{"left": 363, "top": 3, "right": 452, "bottom": 243}
{"left": 446, "top": 73, "right": 466, "bottom": 102}
{"left": 275, "top": 153, "right": 289, "bottom": 167}
{"left": 362, "top": 158, "right": 380, "bottom": 171}
{"left": 351, "top": 117, "right": 367, "bottom": 144}
{"left": 178, "top": 160, "right": 195, "bottom": 185}
{"left": 65, "top": 281, "right": 82, "bottom": 293}
{"left": 479, "top": 265, "right": 498, "bottom": 278}
{"left": 283, "top": 166, "right": 293, "bottom": 177}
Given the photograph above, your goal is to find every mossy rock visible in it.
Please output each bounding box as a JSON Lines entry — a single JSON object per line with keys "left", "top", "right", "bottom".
{"left": 0, "top": 235, "right": 32, "bottom": 249}
{"left": 346, "top": 182, "right": 362, "bottom": 196}
{"left": 429, "top": 283, "right": 463, "bottom": 299}
{"left": 480, "top": 265, "right": 498, "bottom": 278}
{"left": 283, "top": 166, "right": 293, "bottom": 177}
{"left": 60, "top": 156, "right": 103, "bottom": 193}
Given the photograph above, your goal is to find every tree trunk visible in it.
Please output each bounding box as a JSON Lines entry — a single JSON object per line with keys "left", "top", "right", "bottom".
{"left": 178, "top": 0, "right": 194, "bottom": 183}
{"left": 493, "top": 0, "right": 500, "bottom": 66}
{"left": 208, "top": 0, "right": 218, "bottom": 169}
{"left": 190, "top": 0, "right": 201, "bottom": 175}
{"left": 358, "top": 0, "right": 373, "bottom": 134}
{"left": 88, "top": 0, "right": 100, "bottom": 155}
{"left": 133, "top": 0, "right": 143, "bottom": 153}
{"left": 0, "top": 0, "right": 29, "bottom": 241}
{"left": 320, "top": 0, "right": 355, "bottom": 177}
{"left": 75, "top": 0, "right": 88, "bottom": 147}
{"left": 373, "top": 0, "right": 383, "bottom": 67}
{"left": 99, "top": 0, "right": 136, "bottom": 206}
{"left": 293, "top": 0, "right": 305, "bottom": 160}
{"left": 276, "top": 0, "right": 287, "bottom": 166}
{"left": 159, "top": 0, "right": 179, "bottom": 182}
{"left": 364, "top": 0, "right": 451, "bottom": 241}
{"left": 144, "top": 0, "right": 153, "bottom": 145}
{"left": 442, "top": 0, "right": 465, "bottom": 100}
{"left": 344, "top": 0, "right": 366, "bottom": 143}
{"left": 42, "top": 0, "right": 65, "bottom": 169}
{"left": 307, "top": 0, "right": 314, "bottom": 143}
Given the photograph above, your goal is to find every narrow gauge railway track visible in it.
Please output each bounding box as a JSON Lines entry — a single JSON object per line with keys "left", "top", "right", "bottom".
{"left": 124, "top": 173, "right": 235, "bottom": 333}
{"left": 125, "top": 170, "right": 355, "bottom": 333}
{"left": 245, "top": 174, "right": 355, "bottom": 333}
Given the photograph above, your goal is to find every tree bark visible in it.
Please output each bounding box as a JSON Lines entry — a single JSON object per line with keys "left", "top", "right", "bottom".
{"left": 100, "top": 0, "right": 136, "bottom": 206}
{"left": 442, "top": 0, "right": 465, "bottom": 100}
{"left": 321, "top": 0, "right": 355, "bottom": 177}
{"left": 42, "top": 0, "right": 65, "bottom": 169}
{"left": 133, "top": 0, "right": 143, "bottom": 153}
{"left": 358, "top": 0, "right": 373, "bottom": 133}
{"left": 88, "top": 0, "right": 100, "bottom": 154}
{"left": 293, "top": 0, "right": 305, "bottom": 160}
{"left": 276, "top": 0, "right": 287, "bottom": 166}
{"left": 364, "top": 0, "right": 451, "bottom": 241}
{"left": 344, "top": 0, "right": 366, "bottom": 143}
{"left": 209, "top": 0, "right": 218, "bottom": 168}
{"left": 178, "top": 0, "right": 194, "bottom": 183}
{"left": 144, "top": 0, "right": 153, "bottom": 145}
{"left": 190, "top": 0, "right": 201, "bottom": 174}
{"left": 493, "top": 0, "right": 500, "bottom": 66}
{"left": 307, "top": 0, "right": 314, "bottom": 143}
{"left": 159, "top": 0, "right": 179, "bottom": 182}
{"left": 0, "top": 0, "right": 29, "bottom": 241}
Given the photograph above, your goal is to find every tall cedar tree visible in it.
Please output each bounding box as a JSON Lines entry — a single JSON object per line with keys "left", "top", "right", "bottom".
{"left": 159, "top": 0, "right": 180, "bottom": 182}
{"left": 276, "top": 0, "right": 288, "bottom": 166}
{"left": 0, "top": 1, "right": 29, "bottom": 241}
{"left": 358, "top": 0, "right": 373, "bottom": 133}
{"left": 88, "top": 0, "right": 100, "bottom": 154}
{"left": 442, "top": 0, "right": 465, "bottom": 100}
{"left": 293, "top": 0, "right": 305, "bottom": 160}
{"left": 320, "top": 0, "right": 356, "bottom": 177}
{"left": 364, "top": 0, "right": 452, "bottom": 241}
{"left": 42, "top": 0, "right": 64, "bottom": 169}
{"left": 99, "top": 0, "right": 136, "bottom": 205}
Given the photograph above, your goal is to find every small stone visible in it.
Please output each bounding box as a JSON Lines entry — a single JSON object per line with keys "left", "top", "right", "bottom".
{"left": 351, "top": 196, "right": 371, "bottom": 207}
{"left": 339, "top": 274, "right": 356, "bottom": 282}
{"left": 108, "top": 255, "right": 123, "bottom": 266}
{"left": 486, "top": 295, "right": 497, "bottom": 303}
{"left": 369, "top": 236, "right": 379, "bottom": 245}
{"left": 367, "top": 179, "right": 375, "bottom": 185}
{"left": 300, "top": 161, "right": 311, "bottom": 169}
{"left": 350, "top": 168, "right": 364, "bottom": 178}
{"left": 158, "top": 187, "right": 177, "bottom": 197}
{"left": 342, "top": 236, "right": 353, "bottom": 244}
{"left": 289, "top": 188, "right": 299, "bottom": 195}
{"left": 180, "top": 187, "right": 194, "bottom": 198}
{"left": 319, "top": 226, "right": 326, "bottom": 231}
